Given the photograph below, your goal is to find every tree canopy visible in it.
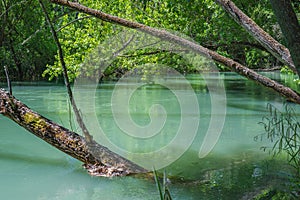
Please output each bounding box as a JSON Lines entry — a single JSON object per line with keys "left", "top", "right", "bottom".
{"left": 1, "top": 0, "right": 299, "bottom": 82}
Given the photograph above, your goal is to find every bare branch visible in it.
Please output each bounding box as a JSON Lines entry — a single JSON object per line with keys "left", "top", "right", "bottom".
{"left": 56, "top": 15, "right": 91, "bottom": 32}
{"left": 113, "top": 34, "right": 135, "bottom": 57}
{"left": 21, "top": 10, "right": 77, "bottom": 46}
{"left": 203, "top": 41, "right": 266, "bottom": 51}
{"left": 118, "top": 49, "right": 186, "bottom": 58}
{"left": 0, "top": 0, "right": 28, "bottom": 19}
{"left": 39, "top": 0, "right": 93, "bottom": 142}
{"left": 21, "top": 28, "right": 42, "bottom": 45}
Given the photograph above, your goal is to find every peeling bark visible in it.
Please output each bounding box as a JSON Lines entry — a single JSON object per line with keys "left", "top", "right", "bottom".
{"left": 49, "top": 0, "right": 300, "bottom": 104}
{"left": 0, "top": 88, "right": 147, "bottom": 176}
{"left": 215, "top": 0, "right": 297, "bottom": 73}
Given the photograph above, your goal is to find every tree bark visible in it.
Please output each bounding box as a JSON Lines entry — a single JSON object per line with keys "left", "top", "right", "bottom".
{"left": 49, "top": 0, "right": 300, "bottom": 104}
{"left": 269, "top": 0, "right": 300, "bottom": 73}
{"left": 214, "top": 0, "right": 297, "bottom": 73}
{"left": 0, "top": 88, "right": 147, "bottom": 176}
{"left": 38, "top": 0, "right": 93, "bottom": 143}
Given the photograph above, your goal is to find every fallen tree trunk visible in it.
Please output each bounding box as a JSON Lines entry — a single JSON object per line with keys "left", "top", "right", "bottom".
{"left": 49, "top": 0, "right": 300, "bottom": 104}
{"left": 0, "top": 88, "right": 147, "bottom": 176}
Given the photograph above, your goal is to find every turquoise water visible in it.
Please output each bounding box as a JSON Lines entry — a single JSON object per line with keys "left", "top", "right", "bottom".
{"left": 0, "top": 72, "right": 296, "bottom": 199}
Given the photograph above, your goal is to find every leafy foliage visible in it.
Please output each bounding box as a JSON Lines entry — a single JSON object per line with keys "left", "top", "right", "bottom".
{"left": 42, "top": 12, "right": 109, "bottom": 81}
{"left": 2, "top": 0, "right": 299, "bottom": 81}
{"left": 0, "top": 0, "right": 56, "bottom": 81}
{"left": 42, "top": 0, "right": 293, "bottom": 81}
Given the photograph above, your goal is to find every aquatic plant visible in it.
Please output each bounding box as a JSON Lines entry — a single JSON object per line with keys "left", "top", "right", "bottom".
{"left": 258, "top": 103, "right": 300, "bottom": 197}
{"left": 153, "top": 169, "right": 172, "bottom": 200}
{"left": 259, "top": 103, "right": 300, "bottom": 175}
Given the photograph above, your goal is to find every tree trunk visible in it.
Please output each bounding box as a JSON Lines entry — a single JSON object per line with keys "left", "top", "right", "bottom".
{"left": 0, "top": 88, "right": 147, "bottom": 177}
{"left": 269, "top": 0, "right": 300, "bottom": 73}
{"left": 49, "top": 0, "right": 300, "bottom": 104}
{"left": 214, "top": 0, "right": 297, "bottom": 73}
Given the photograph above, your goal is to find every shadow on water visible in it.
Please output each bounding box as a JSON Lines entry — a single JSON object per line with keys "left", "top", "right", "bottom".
{"left": 0, "top": 151, "right": 71, "bottom": 167}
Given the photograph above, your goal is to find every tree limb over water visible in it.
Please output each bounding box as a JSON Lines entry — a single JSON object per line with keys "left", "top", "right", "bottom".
{"left": 269, "top": 0, "right": 300, "bottom": 74}
{"left": 0, "top": 88, "right": 147, "bottom": 177}
{"left": 49, "top": 0, "right": 300, "bottom": 104}
{"left": 215, "top": 0, "right": 297, "bottom": 73}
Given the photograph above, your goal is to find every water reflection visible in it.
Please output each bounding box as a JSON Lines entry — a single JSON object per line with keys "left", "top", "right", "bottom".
{"left": 0, "top": 72, "right": 296, "bottom": 199}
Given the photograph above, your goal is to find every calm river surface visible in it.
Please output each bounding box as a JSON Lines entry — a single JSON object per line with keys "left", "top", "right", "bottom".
{"left": 0, "top": 72, "right": 297, "bottom": 199}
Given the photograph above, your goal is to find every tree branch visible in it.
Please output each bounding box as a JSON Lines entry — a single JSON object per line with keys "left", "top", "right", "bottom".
{"left": 49, "top": 0, "right": 300, "bottom": 104}
{"left": 37, "top": 0, "right": 149, "bottom": 176}
{"left": 0, "top": 89, "right": 147, "bottom": 176}
{"left": 21, "top": 10, "right": 77, "bottom": 45}
{"left": 269, "top": 0, "right": 300, "bottom": 73}
{"left": 39, "top": 0, "right": 93, "bottom": 142}
{"left": 253, "top": 66, "right": 282, "bottom": 72}
{"left": 214, "top": 0, "right": 297, "bottom": 73}
{"left": 56, "top": 15, "right": 91, "bottom": 32}
{"left": 203, "top": 41, "right": 266, "bottom": 51}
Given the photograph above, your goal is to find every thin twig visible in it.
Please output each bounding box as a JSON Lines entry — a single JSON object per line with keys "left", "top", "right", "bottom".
{"left": 56, "top": 15, "right": 91, "bottom": 32}
{"left": 0, "top": 0, "right": 28, "bottom": 18}
{"left": 113, "top": 34, "right": 135, "bottom": 57}
{"left": 118, "top": 49, "right": 187, "bottom": 58}
{"left": 21, "top": 28, "right": 42, "bottom": 45}
{"left": 38, "top": 0, "right": 93, "bottom": 142}
{"left": 21, "top": 10, "right": 76, "bottom": 45}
